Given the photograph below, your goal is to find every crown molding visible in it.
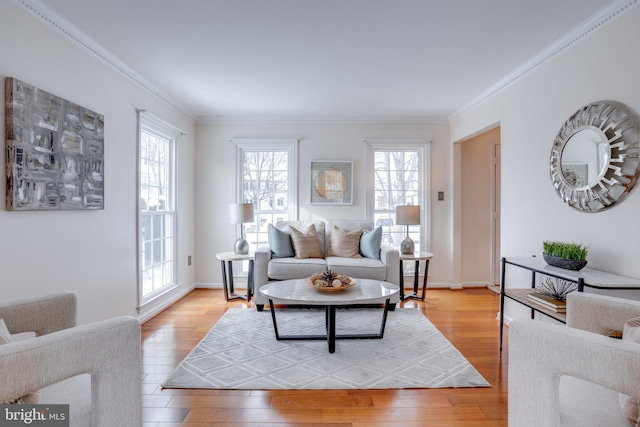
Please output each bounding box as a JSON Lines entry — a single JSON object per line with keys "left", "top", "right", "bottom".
{"left": 196, "top": 115, "right": 449, "bottom": 125}
{"left": 449, "top": 0, "right": 640, "bottom": 122}
{"left": 13, "top": 0, "right": 196, "bottom": 121}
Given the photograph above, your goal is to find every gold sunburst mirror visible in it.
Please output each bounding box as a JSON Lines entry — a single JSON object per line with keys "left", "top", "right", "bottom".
{"left": 550, "top": 101, "right": 640, "bottom": 212}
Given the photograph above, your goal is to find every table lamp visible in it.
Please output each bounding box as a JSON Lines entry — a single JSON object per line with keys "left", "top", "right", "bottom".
{"left": 229, "top": 203, "right": 255, "bottom": 254}
{"left": 396, "top": 205, "right": 420, "bottom": 254}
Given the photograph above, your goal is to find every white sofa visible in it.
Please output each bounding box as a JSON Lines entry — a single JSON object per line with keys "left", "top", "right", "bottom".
{"left": 254, "top": 219, "right": 400, "bottom": 311}
{"left": 509, "top": 292, "right": 640, "bottom": 427}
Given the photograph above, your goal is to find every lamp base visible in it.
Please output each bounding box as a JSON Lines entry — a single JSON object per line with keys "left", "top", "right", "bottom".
{"left": 400, "top": 236, "right": 415, "bottom": 255}
{"left": 234, "top": 237, "right": 249, "bottom": 255}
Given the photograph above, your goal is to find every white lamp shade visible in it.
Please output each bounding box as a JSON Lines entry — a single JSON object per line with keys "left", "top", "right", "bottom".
{"left": 229, "top": 203, "right": 255, "bottom": 224}
{"left": 396, "top": 205, "right": 420, "bottom": 225}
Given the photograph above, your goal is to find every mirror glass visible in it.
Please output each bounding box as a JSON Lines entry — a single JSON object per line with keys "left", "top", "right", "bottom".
{"left": 560, "top": 128, "right": 608, "bottom": 189}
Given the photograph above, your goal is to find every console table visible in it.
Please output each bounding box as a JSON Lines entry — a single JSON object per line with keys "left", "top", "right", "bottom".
{"left": 499, "top": 256, "right": 640, "bottom": 350}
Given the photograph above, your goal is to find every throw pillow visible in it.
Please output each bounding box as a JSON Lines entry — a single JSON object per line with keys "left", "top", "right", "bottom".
{"left": 289, "top": 224, "right": 323, "bottom": 259}
{"left": 620, "top": 316, "right": 640, "bottom": 426}
{"left": 0, "top": 319, "right": 40, "bottom": 404}
{"left": 360, "top": 226, "right": 382, "bottom": 260}
{"left": 268, "top": 224, "right": 294, "bottom": 258}
{"left": 0, "top": 318, "right": 10, "bottom": 344}
{"left": 326, "top": 226, "right": 363, "bottom": 258}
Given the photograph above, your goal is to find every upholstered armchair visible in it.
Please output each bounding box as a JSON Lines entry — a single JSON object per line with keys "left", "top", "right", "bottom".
{"left": 509, "top": 292, "right": 640, "bottom": 427}
{"left": 0, "top": 292, "right": 142, "bottom": 427}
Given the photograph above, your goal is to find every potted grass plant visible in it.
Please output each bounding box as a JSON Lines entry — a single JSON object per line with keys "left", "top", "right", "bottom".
{"left": 542, "top": 240, "right": 589, "bottom": 271}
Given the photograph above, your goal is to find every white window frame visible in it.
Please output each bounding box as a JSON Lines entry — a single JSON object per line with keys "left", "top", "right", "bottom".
{"left": 231, "top": 139, "right": 298, "bottom": 272}
{"left": 137, "top": 111, "right": 182, "bottom": 307}
{"left": 364, "top": 139, "right": 431, "bottom": 253}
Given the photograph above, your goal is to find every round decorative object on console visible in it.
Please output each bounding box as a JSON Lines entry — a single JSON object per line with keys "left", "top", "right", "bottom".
{"left": 549, "top": 101, "right": 640, "bottom": 212}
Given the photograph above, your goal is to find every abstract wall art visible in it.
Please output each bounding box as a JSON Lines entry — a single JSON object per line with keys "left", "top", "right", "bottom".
{"left": 310, "top": 160, "right": 353, "bottom": 205}
{"left": 5, "top": 77, "right": 104, "bottom": 210}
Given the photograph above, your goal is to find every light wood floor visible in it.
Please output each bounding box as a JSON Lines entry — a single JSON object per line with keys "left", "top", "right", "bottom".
{"left": 141, "top": 288, "right": 509, "bottom": 426}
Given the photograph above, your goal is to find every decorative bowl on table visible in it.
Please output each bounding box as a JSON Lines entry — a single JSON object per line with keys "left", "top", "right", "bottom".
{"left": 306, "top": 271, "right": 357, "bottom": 291}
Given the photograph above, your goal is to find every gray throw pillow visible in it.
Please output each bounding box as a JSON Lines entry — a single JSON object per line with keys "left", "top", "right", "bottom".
{"left": 268, "top": 224, "right": 294, "bottom": 258}
{"left": 360, "top": 226, "right": 382, "bottom": 260}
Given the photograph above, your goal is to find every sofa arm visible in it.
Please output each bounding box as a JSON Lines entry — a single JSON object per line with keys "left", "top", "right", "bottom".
{"left": 380, "top": 246, "right": 400, "bottom": 285}
{"left": 0, "top": 292, "right": 76, "bottom": 336}
{"left": 509, "top": 319, "right": 640, "bottom": 427}
{"left": 254, "top": 245, "right": 272, "bottom": 287}
{"left": 567, "top": 292, "right": 640, "bottom": 335}
{"left": 0, "top": 316, "right": 142, "bottom": 427}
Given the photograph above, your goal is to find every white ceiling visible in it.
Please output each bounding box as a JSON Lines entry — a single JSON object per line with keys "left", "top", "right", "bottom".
{"left": 27, "top": 0, "right": 624, "bottom": 121}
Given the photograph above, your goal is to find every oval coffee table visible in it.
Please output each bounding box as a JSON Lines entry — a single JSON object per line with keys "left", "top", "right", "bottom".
{"left": 260, "top": 278, "right": 399, "bottom": 353}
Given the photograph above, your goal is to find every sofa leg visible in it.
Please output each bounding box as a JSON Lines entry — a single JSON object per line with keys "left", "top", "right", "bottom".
{"left": 389, "top": 304, "right": 396, "bottom": 311}
{"left": 256, "top": 304, "right": 264, "bottom": 312}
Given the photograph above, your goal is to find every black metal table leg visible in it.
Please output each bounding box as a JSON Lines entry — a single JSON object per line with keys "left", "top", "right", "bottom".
{"left": 221, "top": 259, "right": 250, "bottom": 302}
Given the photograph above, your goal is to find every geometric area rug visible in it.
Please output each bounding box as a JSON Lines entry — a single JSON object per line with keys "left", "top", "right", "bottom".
{"left": 162, "top": 307, "right": 490, "bottom": 390}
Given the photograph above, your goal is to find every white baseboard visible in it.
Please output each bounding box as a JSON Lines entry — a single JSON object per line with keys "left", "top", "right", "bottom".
{"left": 195, "top": 282, "right": 223, "bottom": 289}
{"left": 425, "top": 282, "right": 486, "bottom": 290}
{"left": 138, "top": 283, "right": 196, "bottom": 323}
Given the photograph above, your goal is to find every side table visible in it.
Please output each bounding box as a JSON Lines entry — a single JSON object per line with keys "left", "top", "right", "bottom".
{"left": 215, "top": 251, "right": 254, "bottom": 302}
{"left": 399, "top": 251, "right": 434, "bottom": 301}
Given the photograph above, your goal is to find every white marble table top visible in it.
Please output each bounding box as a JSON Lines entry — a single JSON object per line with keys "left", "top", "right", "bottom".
{"left": 399, "top": 251, "right": 434, "bottom": 261}
{"left": 216, "top": 251, "right": 255, "bottom": 261}
{"left": 260, "top": 278, "right": 399, "bottom": 306}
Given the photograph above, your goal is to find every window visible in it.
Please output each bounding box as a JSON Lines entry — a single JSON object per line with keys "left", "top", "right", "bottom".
{"left": 366, "top": 139, "right": 430, "bottom": 257}
{"left": 138, "top": 112, "right": 181, "bottom": 306}
{"left": 233, "top": 139, "right": 298, "bottom": 255}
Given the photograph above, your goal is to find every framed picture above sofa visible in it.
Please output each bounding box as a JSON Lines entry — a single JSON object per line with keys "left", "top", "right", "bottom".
{"left": 310, "top": 160, "right": 353, "bottom": 205}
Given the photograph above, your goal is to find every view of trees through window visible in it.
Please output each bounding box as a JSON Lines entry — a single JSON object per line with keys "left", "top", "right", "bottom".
{"left": 242, "top": 150, "right": 290, "bottom": 253}
{"left": 373, "top": 149, "right": 421, "bottom": 253}
{"left": 139, "top": 123, "right": 176, "bottom": 303}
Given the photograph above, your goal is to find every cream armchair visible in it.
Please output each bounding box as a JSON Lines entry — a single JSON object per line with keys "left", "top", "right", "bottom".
{"left": 509, "top": 292, "right": 640, "bottom": 427}
{"left": 0, "top": 292, "right": 142, "bottom": 427}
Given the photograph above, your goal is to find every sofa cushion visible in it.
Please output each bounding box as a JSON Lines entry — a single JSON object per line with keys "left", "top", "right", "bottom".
{"left": 268, "top": 257, "right": 327, "bottom": 280}
{"left": 289, "top": 224, "right": 324, "bottom": 259}
{"left": 0, "top": 318, "right": 9, "bottom": 344}
{"left": 326, "top": 225, "right": 363, "bottom": 258}
{"left": 268, "top": 224, "right": 294, "bottom": 258}
{"left": 360, "top": 226, "right": 382, "bottom": 260}
{"left": 620, "top": 317, "right": 640, "bottom": 426}
{"left": 325, "top": 256, "right": 387, "bottom": 281}
{"left": 0, "top": 318, "right": 40, "bottom": 404}
{"left": 560, "top": 376, "right": 631, "bottom": 427}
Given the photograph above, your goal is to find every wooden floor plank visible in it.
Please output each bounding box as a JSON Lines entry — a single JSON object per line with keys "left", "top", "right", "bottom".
{"left": 141, "top": 288, "right": 508, "bottom": 426}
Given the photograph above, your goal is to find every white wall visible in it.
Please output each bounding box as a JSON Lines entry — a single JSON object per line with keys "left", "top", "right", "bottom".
{"left": 195, "top": 120, "right": 454, "bottom": 287}
{"left": 0, "top": 2, "right": 196, "bottom": 324}
{"left": 451, "top": 6, "right": 640, "bottom": 319}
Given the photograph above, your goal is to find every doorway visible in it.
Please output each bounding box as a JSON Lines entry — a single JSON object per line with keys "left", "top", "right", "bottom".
{"left": 456, "top": 126, "right": 501, "bottom": 288}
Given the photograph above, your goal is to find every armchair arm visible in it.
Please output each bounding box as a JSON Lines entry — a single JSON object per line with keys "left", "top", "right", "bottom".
{"left": 254, "top": 245, "right": 272, "bottom": 287}
{"left": 0, "top": 316, "right": 142, "bottom": 427}
{"left": 380, "top": 246, "right": 399, "bottom": 285}
{"left": 0, "top": 292, "right": 76, "bottom": 336}
{"left": 567, "top": 292, "right": 640, "bottom": 334}
{"left": 509, "top": 319, "right": 640, "bottom": 427}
